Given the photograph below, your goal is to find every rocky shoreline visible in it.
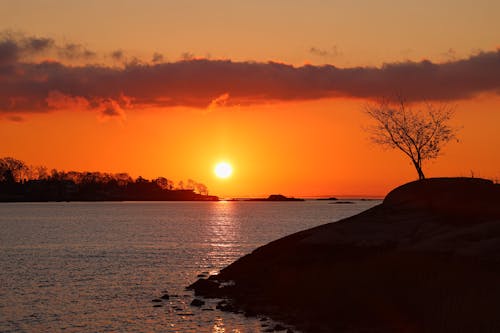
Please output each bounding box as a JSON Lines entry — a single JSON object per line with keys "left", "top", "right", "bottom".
{"left": 188, "top": 178, "right": 500, "bottom": 332}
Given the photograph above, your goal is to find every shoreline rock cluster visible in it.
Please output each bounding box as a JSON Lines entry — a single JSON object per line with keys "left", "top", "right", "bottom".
{"left": 189, "top": 178, "right": 500, "bottom": 332}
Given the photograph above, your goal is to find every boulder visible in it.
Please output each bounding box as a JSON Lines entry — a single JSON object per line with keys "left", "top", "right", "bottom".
{"left": 190, "top": 298, "right": 205, "bottom": 307}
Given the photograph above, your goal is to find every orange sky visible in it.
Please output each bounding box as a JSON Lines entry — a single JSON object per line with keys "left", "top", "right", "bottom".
{"left": 0, "top": 1, "right": 499, "bottom": 197}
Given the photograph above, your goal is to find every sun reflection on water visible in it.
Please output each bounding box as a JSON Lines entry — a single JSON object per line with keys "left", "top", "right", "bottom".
{"left": 212, "top": 317, "right": 243, "bottom": 333}
{"left": 212, "top": 317, "right": 226, "bottom": 333}
{"left": 204, "top": 201, "right": 243, "bottom": 268}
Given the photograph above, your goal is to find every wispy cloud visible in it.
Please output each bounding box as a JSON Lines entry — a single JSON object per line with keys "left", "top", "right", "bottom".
{"left": 0, "top": 31, "right": 95, "bottom": 64}
{"left": 4, "top": 114, "right": 24, "bottom": 122}
{"left": 111, "top": 50, "right": 124, "bottom": 61}
{"left": 1, "top": 33, "right": 499, "bottom": 117}
{"left": 310, "top": 45, "right": 341, "bottom": 58}
{"left": 152, "top": 52, "right": 164, "bottom": 63}
{"left": 208, "top": 93, "right": 230, "bottom": 110}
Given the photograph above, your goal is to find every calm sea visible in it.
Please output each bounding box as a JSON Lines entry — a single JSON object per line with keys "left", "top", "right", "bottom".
{"left": 0, "top": 200, "right": 379, "bottom": 332}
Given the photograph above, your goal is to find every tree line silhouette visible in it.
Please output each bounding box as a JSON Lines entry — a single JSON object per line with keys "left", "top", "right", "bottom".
{"left": 0, "top": 157, "right": 218, "bottom": 201}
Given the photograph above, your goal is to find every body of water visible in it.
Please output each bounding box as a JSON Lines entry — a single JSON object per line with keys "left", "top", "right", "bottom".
{"left": 0, "top": 200, "right": 379, "bottom": 332}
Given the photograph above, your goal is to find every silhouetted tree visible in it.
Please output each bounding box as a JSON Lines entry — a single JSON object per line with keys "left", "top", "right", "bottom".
{"left": 186, "top": 179, "right": 196, "bottom": 190}
{"left": 154, "top": 177, "right": 173, "bottom": 190}
{"left": 26, "top": 165, "right": 48, "bottom": 180}
{"left": 0, "top": 157, "right": 26, "bottom": 183}
{"left": 115, "top": 173, "right": 133, "bottom": 186}
{"left": 365, "top": 97, "right": 457, "bottom": 180}
{"left": 135, "top": 176, "right": 148, "bottom": 183}
{"left": 195, "top": 182, "right": 209, "bottom": 196}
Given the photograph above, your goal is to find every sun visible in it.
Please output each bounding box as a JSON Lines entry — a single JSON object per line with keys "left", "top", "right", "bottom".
{"left": 214, "top": 162, "right": 233, "bottom": 179}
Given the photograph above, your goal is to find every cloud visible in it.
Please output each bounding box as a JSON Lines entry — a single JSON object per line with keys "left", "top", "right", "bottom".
{"left": 46, "top": 90, "right": 127, "bottom": 119}
{"left": 58, "top": 43, "right": 96, "bottom": 60}
{"left": 22, "top": 36, "right": 54, "bottom": 54}
{"left": 5, "top": 115, "right": 24, "bottom": 122}
{"left": 1, "top": 33, "right": 499, "bottom": 115}
{"left": 208, "top": 93, "right": 230, "bottom": 110}
{"left": 181, "top": 52, "right": 195, "bottom": 61}
{"left": 310, "top": 45, "right": 341, "bottom": 58}
{"left": 98, "top": 98, "right": 126, "bottom": 119}
{"left": 45, "top": 90, "right": 91, "bottom": 111}
{"left": 111, "top": 50, "right": 124, "bottom": 61}
{"left": 152, "top": 52, "right": 164, "bottom": 63}
{"left": 0, "top": 32, "right": 53, "bottom": 64}
{"left": 0, "top": 32, "right": 96, "bottom": 65}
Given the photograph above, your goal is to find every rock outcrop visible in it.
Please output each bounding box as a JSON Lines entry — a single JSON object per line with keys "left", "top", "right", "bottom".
{"left": 189, "top": 178, "right": 500, "bottom": 333}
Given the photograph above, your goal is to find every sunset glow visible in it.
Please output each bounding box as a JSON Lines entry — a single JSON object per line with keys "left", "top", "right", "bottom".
{"left": 2, "top": 3, "right": 500, "bottom": 333}
{"left": 0, "top": 1, "right": 498, "bottom": 198}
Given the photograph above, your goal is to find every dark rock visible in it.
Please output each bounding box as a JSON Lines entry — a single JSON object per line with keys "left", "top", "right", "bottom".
{"left": 188, "top": 178, "right": 500, "bottom": 333}
{"left": 187, "top": 278, "right": 221, "bottom": 297}
{"left": 215, "top": 300, "right": 238, "bottom": 312}
{"left": 244, "top": 309, "right": 257, "bottom": 317}
{"left": 383, "top": 177, "right": 500, "bottom": 220}
{"left": 197, "top": 271, "right": 210, "bottom": 278}
{"left": 215, "top": 300, "right": 241, "bottom": 313}
{"left": 263, "top": 326, "right": 289, "bottom": 333}
{"left": 152, "top": 304, "right": 162, "bottom": 307}
{"left": 151, "top": 299, "right": 162, "bottom": 303}
{"left": 190, "top": 298, "right": 205, "bottom": 307}
{"left": 272, "top": 324, "right": 287, "bottom": 331}
{"left": 160, "top": 294, "right": 169, "bottom": 300}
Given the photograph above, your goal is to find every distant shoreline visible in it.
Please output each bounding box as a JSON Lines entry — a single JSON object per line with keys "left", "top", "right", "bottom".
{"left": 0, "top": 157, "right": 219, "bottom": 202}
{"left": 0, "top": 198, "right": 219, "bottom": 203}
{"left": 0, "top": 184, "right": 219, "bottom": 202}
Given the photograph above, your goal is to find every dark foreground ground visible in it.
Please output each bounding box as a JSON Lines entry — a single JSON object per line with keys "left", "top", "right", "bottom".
{"left": 189, "top": 178, "right": 500, "bottom": 332}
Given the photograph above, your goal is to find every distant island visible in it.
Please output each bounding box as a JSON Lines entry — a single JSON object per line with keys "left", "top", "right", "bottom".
{"left": 190, "top": 178, "right": 500, "bottom": 332}
{"left": 0, "top": 157, "right": 218, "bottom": 202}
{"left": 245, "top": 194, "right": 304, "bottom": 202}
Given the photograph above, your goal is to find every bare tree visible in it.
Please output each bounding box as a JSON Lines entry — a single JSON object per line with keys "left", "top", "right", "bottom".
{"left": 0, "top": 157, "right": 27, "bottom": 182}
{"left": 153, "top": 177, "right": 174, "bottom": 190}
{"left": 365, "top": 97, "right": 457, "bottom": 180}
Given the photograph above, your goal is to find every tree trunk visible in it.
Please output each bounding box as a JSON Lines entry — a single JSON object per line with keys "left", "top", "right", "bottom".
{"left": 417, "top": 168, "right": 425, "bottom": 180}
{"left": 412, "top": 160, "right": 426, "bottom": 180}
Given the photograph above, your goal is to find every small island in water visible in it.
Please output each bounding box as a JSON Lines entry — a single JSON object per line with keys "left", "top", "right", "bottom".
{"left": 245, "top": 194, "right": 305, "bottom": 202}
{"left": 189, "top": 177, "right": 500, "bottom": 333}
